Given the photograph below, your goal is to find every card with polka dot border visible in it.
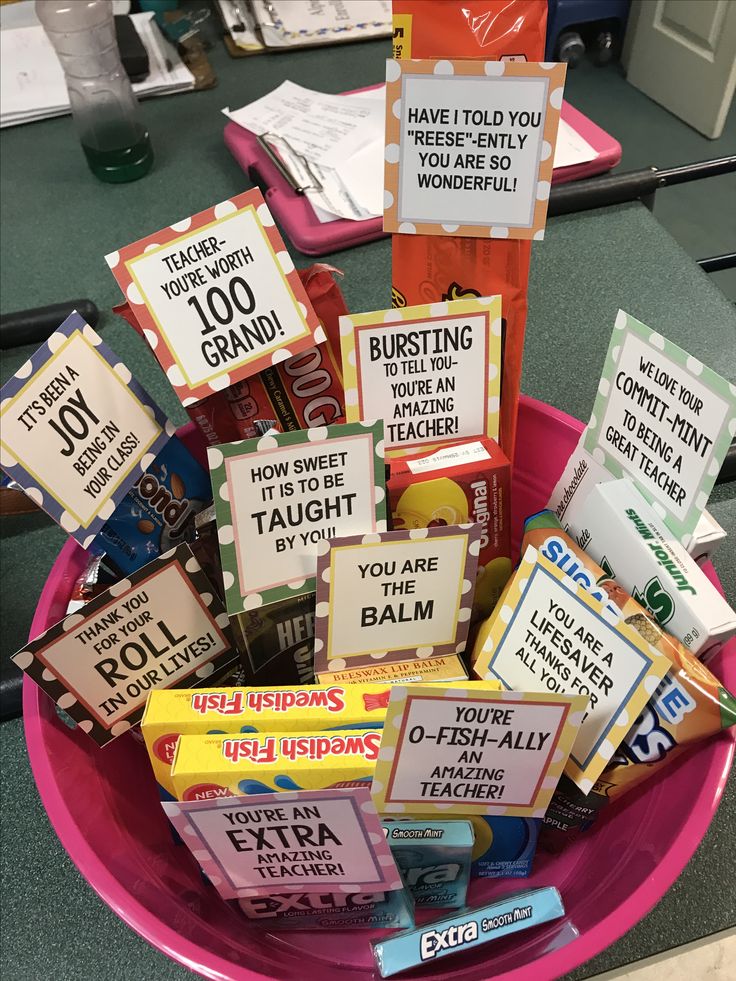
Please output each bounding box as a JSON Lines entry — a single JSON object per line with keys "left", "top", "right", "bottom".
{"left": 11, "top": 543, "right": 237, "bottom": 747}
{"left": 105, "top": 189, "right": 324, "bottom": 406}
{"left": 313, "top": 524, "right": 480, "bottom": 677}
{"left": 383, "top": 59, "right": 566, "bottom": 241}
{"left": 370, "top": 683, "right": 586, "bottom": 818}
{"left": 208, "top": 420, "right": 388, "bottom": 616}
{"left": 0, "top": 310, "right": 172, "bottom": 548}
{"left": 162, "top": 787, "right": 403, "bottom": 901}
{"left": 473, "top": 545, "right": 673, "bottom": 794}
{"left": 582, "top": 310, "right": 736, "bottom": 545}
{"left": 339, "top": 295, "right": 502, "bottom": 457}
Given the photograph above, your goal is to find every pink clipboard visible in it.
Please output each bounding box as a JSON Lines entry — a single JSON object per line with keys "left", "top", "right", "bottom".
{"left": 223, "top": 85, "right": 621, "bottom": 257}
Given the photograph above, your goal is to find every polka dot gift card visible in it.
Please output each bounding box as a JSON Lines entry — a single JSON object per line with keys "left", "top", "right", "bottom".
{"left": 0, "top": 310, "right": 172, "bottom": 548}
{"left": 339, "top": 296, "right": 502, "bottom": 457}
{"left": 583, "top": 310, "right": 736, "bottom": 545}
{"left": 208, "top": 420, "right": 388, "bottom": 615}
{"left": 313, "top": 524, "right": 481, "bottom": 678}
{"left": 370, "top": 685, "right": 586, "bottom": 818}
{"left": 383, "top": 59, "right": 566, "bottom": 240}
{"left": 473, "top": 546, "right": 672, "bottom": 794}
{"left": 106, "top": 189, "right": 323, "bottom": 406}
{"left": 162, "top": 787, "right": 403, "bottom": 901}
{"left": 11, "top": 543, "right": 237, "bottom": 747}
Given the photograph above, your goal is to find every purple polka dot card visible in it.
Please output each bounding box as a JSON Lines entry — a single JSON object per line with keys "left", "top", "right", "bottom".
{"left": 208, "top": 420, "right": 388, "bottom": 615}
{"left": 0, "top": 310, "right": 173, "bottom": 549}
{"left": 105, "top": 189, "right": 324, "bottom": 407}
{"left": 12, "top": 543, "right": 237, "bottom": 747}
{"left": 162, "top": 787, "right": 404, "bottom": 901}
{"left": 313, "top": 524, "right": 481, "bottom": 679}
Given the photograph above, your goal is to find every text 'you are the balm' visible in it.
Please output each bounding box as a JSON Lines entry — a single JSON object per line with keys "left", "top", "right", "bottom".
{"left": 371, "top": 686, "right": 586, "bottom": 818}
{"left": 163, "top": 787, "right": 403, "bottom": 900}
{"left": 383, "top": 59, "right": 566, "bottom": 240}
{"left": 313, "top": 524, "right": 481, "bottom": 676}
{"left": 584, "top": 310, "right": 736, "bottom": 544}
{"left": 340, "top": 296, "right": 502, "bottom": 455}
{"left": 106, "top": 189, "right": 323, "bottom": 405}
{"left": 208, "top": 421, "right": 388, "bottom": 615}
{"left": 12, "top": 544, "right": 235, "bottom": 746}
{"left": 473, "top": 546, "right": 672, "bottom": 793}
{"left": 0, "top": 311, "right": 171, "bottom": 547}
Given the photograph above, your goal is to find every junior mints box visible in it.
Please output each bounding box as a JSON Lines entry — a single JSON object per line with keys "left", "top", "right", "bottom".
{"left": 576, "top": 479, "right": 736, "bottom": 658}
{"left": 144, "top": 681, "right": 499, "bottom": 796}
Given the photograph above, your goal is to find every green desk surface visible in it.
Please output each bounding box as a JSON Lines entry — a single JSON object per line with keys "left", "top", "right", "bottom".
{"left": 1, "top": 25, "right": 734, "bottom": 981}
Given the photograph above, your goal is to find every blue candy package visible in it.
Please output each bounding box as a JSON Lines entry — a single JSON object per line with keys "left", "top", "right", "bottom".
{"left": 384, "top": 820, "right": 474, "bottom": 909}
{"left": 91, "top": 436, "right": 211, "bottom": 573}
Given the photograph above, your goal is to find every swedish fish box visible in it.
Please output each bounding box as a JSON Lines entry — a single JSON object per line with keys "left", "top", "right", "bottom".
{"left": 144, "top": 680, "right": 495, "bottom": 796}
{"left": 171, "top": 728, "right": 383, "bottom": 801}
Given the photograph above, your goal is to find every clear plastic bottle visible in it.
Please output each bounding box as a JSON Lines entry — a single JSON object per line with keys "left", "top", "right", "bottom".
{"left": 36, "top": 0, "right": 154, "bottom": 182}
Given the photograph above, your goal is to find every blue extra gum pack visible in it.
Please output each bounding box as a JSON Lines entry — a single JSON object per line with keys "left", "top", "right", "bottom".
{"left": 91, "top": 436, "right": 211, "bottom": 574}
{"left": 372, "top": 887, "right": 565, "bottom": 977}
{"left": 236, "top": 887, "right": 414, "bottom": 929}
{"left": 384, "top": 820, "right": 474, "bottom": 909}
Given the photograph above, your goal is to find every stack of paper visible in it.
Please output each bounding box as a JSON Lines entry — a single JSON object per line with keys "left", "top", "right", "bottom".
{"left": 225, "top": 81, "right": 385, "bottom": 222}
{"left": 226, "top": 82, "right": 602, "bottom": 224}
{"left": 1, "top": 11, "right": 194, "bottom": 129}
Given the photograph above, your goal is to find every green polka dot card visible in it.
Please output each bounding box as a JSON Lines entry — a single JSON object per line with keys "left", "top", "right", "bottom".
{"left": 208, "top": 420, "right": 388, "bottom": 615}
{"left": 583, "top": 310, "right": 736, "bottom": 544}
{"left": 0, "top": 310, "right": 172, "bottom": 548}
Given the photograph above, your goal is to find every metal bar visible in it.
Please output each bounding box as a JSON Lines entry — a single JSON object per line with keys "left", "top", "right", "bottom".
{"left": 698, "top": 253, "right": 736, "bottom": 274}
{"left": 549, "top": 156, "right": 736, "bottom": 218}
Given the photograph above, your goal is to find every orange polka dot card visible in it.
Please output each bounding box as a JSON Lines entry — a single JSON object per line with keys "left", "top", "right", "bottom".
{"left": 106, "top": 189, "right": 324, "bottom": 406}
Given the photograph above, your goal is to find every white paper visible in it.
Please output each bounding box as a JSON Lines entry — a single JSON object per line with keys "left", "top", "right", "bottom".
{"left": 1, "top": 12, "right": 193, "bottom": 128}
{"left": 252, "top": 0, "right": 391, "bottom": 47}
{"left": 553, "top": 118, "right": 598, "bottom": 169}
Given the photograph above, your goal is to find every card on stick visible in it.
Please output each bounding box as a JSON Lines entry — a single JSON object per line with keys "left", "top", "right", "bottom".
{"left": 208, "top": 420, "right": 388, "bottom": 614}
{"left": 106, "top": 189, "right": 324, "bottom": 405}
{"left": 163, "top": 787, "right": 403, "bottom": 900}
{"left": 340, "top": 296, "right": 502, "bottom": 455}
{"left": 12, "top": 544, "right": 236, "bottom": 746}
{"left": 583, "top": 310, "right": 736, "bottom": 544}
{"left": 383, "top": 59, "right": 566, "bottom": 240}
{"left": 0, "top": 311, "right": 172, "bottom": 548}
{"left": 473, "top": 546, "right": 673, "bottom": 793}
{"left": 314, "top": 524, "right": 480, "bottom": 676}
{"left": 371, "top": 685, "right": 586, "bottom": 817}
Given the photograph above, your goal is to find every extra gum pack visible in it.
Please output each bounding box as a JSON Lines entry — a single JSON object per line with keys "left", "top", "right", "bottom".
{"left": 170, "top": 728, "right": 383, "bottom": 801}
{"left": 388, "top": 438, "right": 511, "bottom": 619}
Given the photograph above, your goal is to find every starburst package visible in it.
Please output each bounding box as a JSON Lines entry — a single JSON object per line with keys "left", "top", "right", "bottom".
{"left": 170, "top": 728, "right": 382, "bottom": 801}
{"left": 388, "top": 438, "right": 512, "bottom": 619}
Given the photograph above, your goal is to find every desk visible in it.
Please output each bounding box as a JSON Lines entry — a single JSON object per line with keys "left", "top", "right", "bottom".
{"left": 1, "top": 26, "right": 734, "bottom": 981}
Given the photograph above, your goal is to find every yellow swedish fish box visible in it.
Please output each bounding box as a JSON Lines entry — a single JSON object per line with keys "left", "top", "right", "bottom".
{"left": 144, "top": 680, "right": 499, "bottom": 797}
{"left": 171, "top": 728, "right": 383, "bottom": 802}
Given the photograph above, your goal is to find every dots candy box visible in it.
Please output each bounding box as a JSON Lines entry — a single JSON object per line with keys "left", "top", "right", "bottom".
{"left": 171, "top": 728, "right": 383, "bottom": 801}
{"left": 387, "top": 438, "right": 511, "bottom": 620}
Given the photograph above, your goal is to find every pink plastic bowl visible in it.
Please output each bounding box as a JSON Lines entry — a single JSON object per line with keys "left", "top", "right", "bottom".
{"left": 23, "top": 396, "right": 735, "bottom": 981}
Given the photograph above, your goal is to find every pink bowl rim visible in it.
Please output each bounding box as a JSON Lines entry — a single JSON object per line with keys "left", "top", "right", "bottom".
{"left": 21, "top": 394, "right": 735, "bottom": 981}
